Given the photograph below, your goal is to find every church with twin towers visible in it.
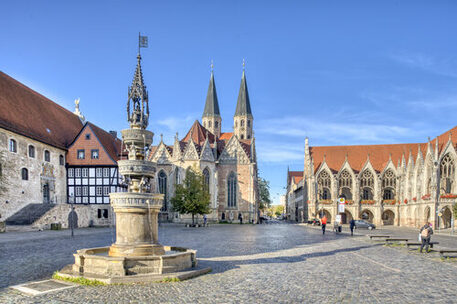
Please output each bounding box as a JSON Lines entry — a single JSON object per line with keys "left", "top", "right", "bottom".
{"left": 148, "top": 63, "right": 259, "bottom": 224}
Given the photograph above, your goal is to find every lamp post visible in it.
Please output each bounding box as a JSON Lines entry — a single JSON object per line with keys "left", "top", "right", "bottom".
{"left": 70, "top": 193, "right": 74, "bottom": 238}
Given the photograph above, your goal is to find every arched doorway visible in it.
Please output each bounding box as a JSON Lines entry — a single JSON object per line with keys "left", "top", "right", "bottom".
{"left": 442, "top": 207, "right": 452, "bottom": 228}
{"left": 382, "top": 210, "right": 395, "bottom": 225}
{"left": 68, "top": 210, "right": 78, "bottom": 229}
{"left": 360, "top": 209, "right": 374, "bottom": 223}
{"left": 424, "top": 206, "right": 431, "bottom": 223}
{"left": 318, "top": 209, "right": 332, "bottom": 223}
{"left": 342, "top": 210, "right": 353, "bottom": 224}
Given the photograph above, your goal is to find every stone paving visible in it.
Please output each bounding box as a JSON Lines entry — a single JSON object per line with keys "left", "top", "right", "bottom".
{"left": 1, "top": 223, "right": 457, "bottom": 303}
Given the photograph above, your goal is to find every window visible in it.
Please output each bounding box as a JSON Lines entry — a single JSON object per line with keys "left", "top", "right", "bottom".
{"left": 21, "top": 168, "right": 28, "bottom": 180}
{"left": 382, "top": 169, "right": 396, "bottom": 200}
{"left": 82, "top": 186, "right": 88, "bottom": 196}
{"left": 96, "top": 186, "right": 103, "bottom": 196}
{"left": 68, "top": 168, "right": 74, "bottom": 177}
{"left": 247, "top": 135, "right": 250, "bottom": 139}
{"left": 215, "top": 121, "right": 218, "bottom": 128}
{"left": 241, "top": 120, "right": 245, "bottom": 127}
{"left": 77, "top": 150, "right": 85, "bottom": 159}
{"left": 44, "top": 150, "right": 50, "bottom": 162}
{"left": 98, "top": 209, "right": 109, "bottom": 219}
{"left": 28, "top": 145, "right": 35, "bottom": 158}
{"left": 103, "top": 168, "right": 110, "bottom": 177}
{"left": 317, "top": 171, "right": 331, "bottom": 200}
{"left": 9, "top": 139, "right": 17, "bottom": 153}
{"left": 82, "top": 168, "right": 88, "bottom": 177}
{"left": 59, "top": 155, "right": 64, "bottom": 165}
{"left": 75, "top": 186, "right": 82, "bottom": 196}
{"left": 208, "top": 121, "right": 212, "bottom": 128}
{"left": 247, "top": 120, "right": 250, "bottom": 127}
{"left": 91, "top": 149, "right": 99, "bottom": 159}
{"left": 158, "top": 170, "right": 167, "bottom": 211}
{"left": 440, "top": 154, "right": 455, "bottom": 194}
{"left": 241, "top": 135, "right": 244, "bottom": 140}
{"left": 75, "top": 168, "right": 81, "bottom": 177}
{"left": 227, "top": 172, "right": 237, "bottom": 207}
{"left": 103, "top": 186, "right": 110, "bottom": 196}
{"left": 175, "top": 167, "right": 180, "bottom": 185}
{"left": 360, "top": 170, "right": 374, "bottom": 200}
{"left": 85, "top": 134, "right": 91, "bottom": 140}
{"left": 203, "top": 168, "right": 210, "bottom": 193}
{"left": 96, "top": 168, "right": 102, "bottom": 176}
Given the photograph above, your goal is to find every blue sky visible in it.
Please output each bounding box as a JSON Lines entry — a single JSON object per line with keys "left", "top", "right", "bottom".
{"left": 1, "top": 1, "right": 457, "bottom": 204}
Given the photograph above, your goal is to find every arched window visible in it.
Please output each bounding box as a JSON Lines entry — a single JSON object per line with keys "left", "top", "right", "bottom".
{"left": 241, "top": 120, "right": 245, "bottom": 127}
{"left": 21, "top": 168, "right": 28, "bottom": 180}
{"left": 360, "top": 170, "right": 374, "bottom": 200}
{"left": 382, "top": 169, "right": 396, "bottom": 200}
{"left": 158, "top": 170, "right": 167, "bottom": 211}
{"left": 28, "top": 145, "right": 35, "bottom": 158}
{"left": 440, "top": 154, "right": 455, "bottom": 194}
{"left": 9, "top": 139, "right": 17, "bottom": 153}
{"left": 203, "top": 168, "right": 210, "bottom": 193}
{"left": 227, "top": 172, "right": 237, "bottom": 207}
{"left": 247, "top": 120, "right": 251, "bottom": 127}
{"left": 317, "top": 170, "right": 331, "bottom": 200}
{"left": 338, "top": 170, "right": 353, "bottom": 200}
{"left": 208, "top": 121, "right": 212, "bottom": 128}
{"left": 241, "top": 134, "right": 244, "bottom": 140}
{"left": 175, "top": 167, "right": 180, "bottom": 185}
{"left": 44, "top": 150, "right": 50, "bottom": 162}
{"left": 215, "top": 121, "right": 218, "bottom": 128}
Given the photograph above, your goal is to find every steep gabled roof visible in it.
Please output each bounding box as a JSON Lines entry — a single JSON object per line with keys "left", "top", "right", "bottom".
{"left": 219, "top": 132, "right": 233, "bottom": 141}
{"left": 202, "top": 71, "right": 220, "bottom": 117}
{"left": 0, "top": 71, "right": 83, "bottom": 149}
{"left": 88, "top": 122, "right": 122, "bottom": 161}
{"left": 181, "top": 120, "right": 215, "bottom": 144}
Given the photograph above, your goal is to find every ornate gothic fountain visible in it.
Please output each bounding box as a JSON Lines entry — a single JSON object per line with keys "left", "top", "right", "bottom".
{"left": 58, "top": 53, "right": 209, "bottom": 284}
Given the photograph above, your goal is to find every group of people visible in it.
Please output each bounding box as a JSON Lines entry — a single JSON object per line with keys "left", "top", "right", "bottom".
{"left": 319, "top": 215, "right": 434, "bottom": 254}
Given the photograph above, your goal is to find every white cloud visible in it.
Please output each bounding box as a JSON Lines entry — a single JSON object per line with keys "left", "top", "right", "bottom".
{"left": 389, "top": 52, "right": 457, "bottom": 78}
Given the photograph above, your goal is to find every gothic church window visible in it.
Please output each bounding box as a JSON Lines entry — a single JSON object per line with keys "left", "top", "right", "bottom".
{"left": 203, "top": 168, "right": 210, "bottom": 193}
{"left": 360, "top": 170, "right": 374, "bottom": 200}
{"left": 21, "top": 168, "right": 28, "bottom": 180}
{"left": 241, "top": 135, "right": 244, "bottom": 139}
{"left": 440, "top": 154, "right": 455, "bottom": 194}
{"left": 215, "top": 121, "right": 218, "bottom": 128}
{"left": 227, "top": 172, "right": 237, "bottom": 207}
{"left": 28, "top": 145, "right": 35, "bottom": 158}
{"left": 338, "top": 170, "right": 353, "bottom": 200}
{"left": 9, "top": 139, "right": 17, "bottom": 153}
{"left": 247, "top": 120, "right": 250, "bottom": 127}
{"left": 175, "top": 167, "right": 180, "bottom": 185}
{"left": 317, "top": 170, "right": 331, "bottom": 200}
{"left": 158, "top": 170, "right": 168, "bottom": 211}
{"left": 44, "top": 150, "right": 50, "bottom": 162}
{"left": 241, "top": 120, "right": 245, "bottom": 127}
{"left": 382, "top": 169, "right": 396, "bottom": 200}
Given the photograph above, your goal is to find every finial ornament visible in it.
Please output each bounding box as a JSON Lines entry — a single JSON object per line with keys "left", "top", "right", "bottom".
{"left": 127, "top": 51, "right": 149, "bottom": 129}
{"left": 242, "top": 58, "right": 245, "bottom": 70}
{"left": 160, "top": 133, "right": 163, "bottom": 142}
{"left": 211, "top": 60, "right": 214, "bottom": 72}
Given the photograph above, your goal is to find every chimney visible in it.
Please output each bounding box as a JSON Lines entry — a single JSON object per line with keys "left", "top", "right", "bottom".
{"left": 109, "top": 131, "right": 117, "bottom": 138}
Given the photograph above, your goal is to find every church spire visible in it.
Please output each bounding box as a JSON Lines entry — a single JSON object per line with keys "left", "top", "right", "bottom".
{"left": 202, "top": 60, "right": 221, "bottom": 137}
{"left": 233, "top": 59, "right": 253, "bottom": 140}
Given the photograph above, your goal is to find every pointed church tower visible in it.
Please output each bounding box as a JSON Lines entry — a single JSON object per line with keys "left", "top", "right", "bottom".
{"left": 233, "top": 60, "right": 253, "bottom": 140}
{"left": 202, "top": 62, "right": 221, "bottom": 137}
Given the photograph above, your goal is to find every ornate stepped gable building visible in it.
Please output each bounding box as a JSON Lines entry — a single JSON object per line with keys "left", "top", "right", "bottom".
{"left": 300, "top": 127, "right": 457, "bottom": 228}
{"left": 148, "top": 67, "right": 259, "bottom": 223}
{"left": 0, "top": 71, "right": 122, "bottom": 228}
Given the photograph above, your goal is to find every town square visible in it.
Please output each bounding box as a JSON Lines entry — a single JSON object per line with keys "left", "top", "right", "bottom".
{"left": 1, "top": 0, "right": 457, "bottom": 303}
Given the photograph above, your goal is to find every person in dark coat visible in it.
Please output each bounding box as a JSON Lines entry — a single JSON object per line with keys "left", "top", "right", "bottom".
{"left": 238, "top": 213, "right": 243, "bottom": 224}
{"left": 350, "top": 219, "right": 356, "bottom": 236}
{"left": 420, "top": 222, "right": 434, "bottom": 253}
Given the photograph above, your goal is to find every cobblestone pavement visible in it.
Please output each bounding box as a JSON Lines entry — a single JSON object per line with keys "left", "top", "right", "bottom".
{"left": 1, "top": 223, "right": 457, "bottom": 303}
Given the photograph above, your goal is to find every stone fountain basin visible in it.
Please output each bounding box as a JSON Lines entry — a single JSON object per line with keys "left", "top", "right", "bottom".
{"left": 70, "top": 246, "right": 197, "bottom": 278}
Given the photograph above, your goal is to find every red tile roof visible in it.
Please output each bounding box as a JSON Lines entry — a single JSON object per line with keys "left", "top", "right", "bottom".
{"left": 182, "top": 120, "right": 215, "bottom": 144}
{"left": 219, "top": 132, "right": 233, "bottom": 141}
{"left": 288, "top": 171, "right": 303, "bottom": 184}
{"left": 88, "top": 122, "right": 122, "bottom": 161}
{"left": 0, "top": 71, "right": 83, "bottom": 149}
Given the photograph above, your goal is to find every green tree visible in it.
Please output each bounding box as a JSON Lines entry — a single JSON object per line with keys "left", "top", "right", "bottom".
{"left": 258, "top": 177, "right": 271, "bottom": 211}
{"left": 171, "top": 166, "right": 211, "bottom": 225}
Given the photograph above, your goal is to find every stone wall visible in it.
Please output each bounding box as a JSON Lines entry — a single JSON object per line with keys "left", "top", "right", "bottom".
{"left": 0, "top": 128, "right": 67, "bottom": 220}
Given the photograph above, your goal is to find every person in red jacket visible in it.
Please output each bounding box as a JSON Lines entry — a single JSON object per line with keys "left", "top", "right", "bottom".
{"left": 321, "top": 215, "right": 327, "bottom": 235}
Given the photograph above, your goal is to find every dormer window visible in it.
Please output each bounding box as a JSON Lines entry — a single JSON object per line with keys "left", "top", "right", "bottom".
{"left": 85, "top": 134, "right": 91, "bottom": 140}
{"left": 91, "top": 149, "right": 99, "bottom": 159}
{"left": 77, "top": 149, "right": 85, "bottom": 159}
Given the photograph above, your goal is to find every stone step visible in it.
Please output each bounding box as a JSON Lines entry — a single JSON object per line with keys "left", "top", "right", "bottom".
{"left": 5, "top": 204, "right": 55, "bottom": 225}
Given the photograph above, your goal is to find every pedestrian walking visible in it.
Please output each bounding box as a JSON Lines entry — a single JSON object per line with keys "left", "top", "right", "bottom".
{"left": 321, "top": 215, "right": 327, "bottom": 235}
{"left": 420, "top": 222, "right": 434, "bottom": 253}
{"left": 350, "top": 219, "right": 355, "bottom": 236}
{"left": 238, "top": 213, "right": 243, "bottom": 224}
{"left": 203, "top": 214, "right": 207, "bottom": 227}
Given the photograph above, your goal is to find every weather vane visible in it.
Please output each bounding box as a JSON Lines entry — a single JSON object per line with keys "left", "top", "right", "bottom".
{"left": 138, "top": 32, "right": 148, "bottom": 54}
